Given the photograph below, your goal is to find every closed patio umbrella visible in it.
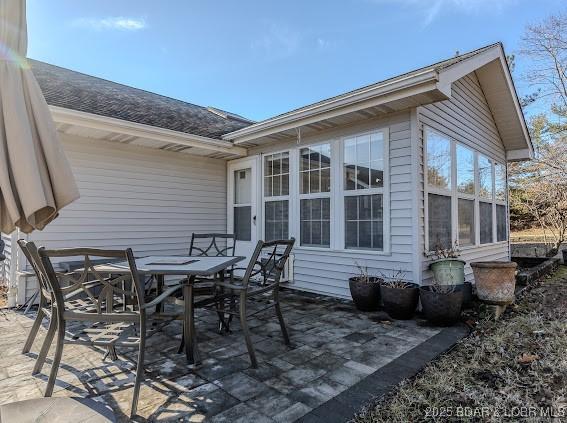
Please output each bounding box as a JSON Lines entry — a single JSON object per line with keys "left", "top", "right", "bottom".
{"left": 0, "top": 0, "right": 79, "bottom": 234}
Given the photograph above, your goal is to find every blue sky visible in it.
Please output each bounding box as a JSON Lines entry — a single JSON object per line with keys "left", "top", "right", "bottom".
{"left": 27, "top": 0, "right": 565, "bottom": 122}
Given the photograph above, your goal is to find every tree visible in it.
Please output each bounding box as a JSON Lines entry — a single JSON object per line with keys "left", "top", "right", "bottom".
{"left": 509, "top": 10, "right": 567, "bottom": 256}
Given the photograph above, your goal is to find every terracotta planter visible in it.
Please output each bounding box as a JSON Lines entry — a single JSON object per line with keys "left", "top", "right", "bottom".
{"left": 380, "top": 283, "right": 419, "bottom": 319}
{"left": 430, "top": 258, "right": 466, "bottom": 285}
{"left": 420, "top": 285, "right": 463, "bottom": 326}
{"left": 471, "top": 261, "right": 518, "bottom": 305}
{"left": 349, "top": 277, "right": 383, "bottom": 311}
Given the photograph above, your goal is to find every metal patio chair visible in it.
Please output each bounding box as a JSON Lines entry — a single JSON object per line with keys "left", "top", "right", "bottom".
{"left": 21, "top": 241, "right": 178, "bottom": 418}
{"left": 195, "top": 238, "right": 295, "bottom": 368}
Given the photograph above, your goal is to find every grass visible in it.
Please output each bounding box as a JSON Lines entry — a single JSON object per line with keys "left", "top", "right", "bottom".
{"left": 354, "top": 266, "right": 567, "bottom": 423}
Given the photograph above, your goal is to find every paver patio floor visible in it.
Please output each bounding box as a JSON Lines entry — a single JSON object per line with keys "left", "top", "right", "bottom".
{"left": 0, "top": 290, "right": 443, "bottom": 422}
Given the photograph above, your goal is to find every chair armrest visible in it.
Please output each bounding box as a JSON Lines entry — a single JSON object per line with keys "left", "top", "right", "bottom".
{"left": 213, "top": 281, "right": 246, "bottom": 291}
{"left": 142, "top": 285, "right": 183, "bottom": 310}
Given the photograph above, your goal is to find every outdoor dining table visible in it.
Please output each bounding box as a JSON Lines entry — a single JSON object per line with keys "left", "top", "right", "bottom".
{"left": 93, "top": 255, "right": 244, "bottom": 364}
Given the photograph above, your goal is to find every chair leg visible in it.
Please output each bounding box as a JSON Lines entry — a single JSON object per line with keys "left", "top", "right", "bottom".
{"left": 33, "top": 315, "right": 57, "bottom": 375}
{"left": 274, "top": 296, "right": 290, "bottom": 346}
{"left": 239, "top": 293, "right": 257, "bottom": 368}
{"left": 130, "top": 328, "right": 145, "bottom": 419}
{"left": 22, "top": 308, "right": 45, "bottom": 354}
{"left": 45, "top": 319, "right": 65, "bottom": 397}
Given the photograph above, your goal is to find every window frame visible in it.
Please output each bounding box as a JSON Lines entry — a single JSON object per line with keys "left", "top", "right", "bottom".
{"left": 298, "top": 142, "right": 332, "bottom": 248}
{"left": 262, "top": 150, "right": 291, "bottom": 242}
{"left": 424, "top": 126, "right": 508, "bottom": 253}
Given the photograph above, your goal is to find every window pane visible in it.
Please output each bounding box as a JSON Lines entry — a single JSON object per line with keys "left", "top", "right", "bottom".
{"left": 265, "top": 200, "right": 288, "bottom": 241}
{"left": 479, "top": 155, "right": 493, "bottom": 199}
{"left": 495, "top": 163, "right": 506, "bottom": 201}
{"left": 456, "top": 145, "right": 475, "bottom": 194}
{"left": 301, "top": 172, "right": 309, "bottom": 194}
{"left": 272, "top": 175, "right": 281, "bottom": 197}
{"left": 234, "top": 168, "right": 251, "bottom": 204}
{"left": 264, "top": 176, "right": 272, "bottom": 197}
{"left": 281, "top": 152, "right": 289, "bottom": 173}
{"left": 344, "top": 132, "right": 383, "bottom": 191}
{"left": 320, "top": 144, "right": 331, "bottom": 168}
{"left": 301, "top": 148, "right": 310, "bottom": 172}
{"left": 310, "top": 170, "right": 320, "bottom": 193}
{"left": 458, "top": 199, "right": 475, "bottom": 246}
{"left": 321, "top": 167, "right": 331, "bottom": 192}
{"left": 496, "top": 204, "right": 507, "bottom": 242}
{"left": 479, "top": 201, "right": 493, "bottom": 244}
{"left": 264, "top": 156, "right": 273, "bottom": 177}
{"left": 427, "top": 129, "right": 451, "bottom": 190}
{"left": 300, "top": 198, "right": 330, "bottom": 247}
{"left": 234, "top": 206, "right": 251, "bottom": 241}
{"left": 345, "top": 194, "right": 383, "bottom": 250}
{"left": 264, "top": 152, "right": 289, "bottom": 198}
{"left": 370, "top": 132, "right": 384, "bottom": 162}
{"left": 428, "top": 194, "right": 451, "bottom": 250}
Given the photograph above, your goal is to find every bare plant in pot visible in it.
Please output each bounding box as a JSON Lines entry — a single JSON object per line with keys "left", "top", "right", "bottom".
{"left": 430, "top": 240, "right": 465, "bottom": 285}
{"left": 420, "top": 279, "right": 464, "bottom": 326}
{"left": 379, "top": 270, "right": 419, "bottom": 319}
{"left": 348, "top": 263, "right": 383, "bottom": 312}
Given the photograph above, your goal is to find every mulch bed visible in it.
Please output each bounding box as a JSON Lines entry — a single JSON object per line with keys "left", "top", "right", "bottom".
{"left": 353, "top": 267, "right": 567, "bottom": 422}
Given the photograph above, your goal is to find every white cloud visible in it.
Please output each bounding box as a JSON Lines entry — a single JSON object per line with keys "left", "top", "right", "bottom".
{"left": 370, "top": 0, "right": 515, "bottom": 26}
{"left": 250, "top": 23, "right": 301, "bottom": 60}
{"left": 71, "top": 17, "right": 147, "bottom": 31}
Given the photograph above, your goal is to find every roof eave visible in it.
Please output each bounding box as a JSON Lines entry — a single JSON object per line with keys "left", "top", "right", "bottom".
{"left": 223, "top": 69, "right": 445, "bottom": 144}
{"left": 50, "top": 106, "right": 247, "bottom": 157}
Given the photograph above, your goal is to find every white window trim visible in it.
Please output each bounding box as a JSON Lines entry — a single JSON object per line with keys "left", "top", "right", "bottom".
{"left": 424, "top": 126, "right": 508, "bottom": 254}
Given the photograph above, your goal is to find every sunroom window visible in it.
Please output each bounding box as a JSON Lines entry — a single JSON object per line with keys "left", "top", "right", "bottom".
{"left": 264, "top": 152, "right": 289, "bottom": 241}
{"left": 343, "top": 132, "right": 385, "bottom": 250}
{"left": 300, "top": 144, "right": 331, "bottom": 247}
{"left": 426, "top": 128, "right": 452, "bottom": 250}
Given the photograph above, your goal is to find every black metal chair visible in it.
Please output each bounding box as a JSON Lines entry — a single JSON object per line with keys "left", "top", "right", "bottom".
{"left": 195, "top": 238, "right": 295, "bottom": 368}
{"left": 21, "top": 241, "right": 177, "bottom": 419}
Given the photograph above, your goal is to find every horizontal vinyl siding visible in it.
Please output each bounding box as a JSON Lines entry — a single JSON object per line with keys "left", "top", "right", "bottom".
{"left": 418, "top": 72, "right": 509, "bottom": 284}
{"left": 250, "top": 112, "right": 414, "bottom": 298}
{"left": 23, "top": 134, "right": 227, "bottom": 301}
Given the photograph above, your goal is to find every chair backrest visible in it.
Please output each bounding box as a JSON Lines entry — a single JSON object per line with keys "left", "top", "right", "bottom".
{"left": 241, "top": 238, "right": 295, "bottom": 288}
{"left": 18, "top": 240, "right": 53, "bottom": 303}
{"left": 189, "top": 233, "right": 236, "bottom": 257}
{"left": 30, "top": 244, "right": 144, "bottom": 320}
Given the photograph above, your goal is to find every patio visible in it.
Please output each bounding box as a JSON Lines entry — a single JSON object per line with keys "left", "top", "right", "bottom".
{"left": 0, "top": 289, "right": 448, "bottom": 422}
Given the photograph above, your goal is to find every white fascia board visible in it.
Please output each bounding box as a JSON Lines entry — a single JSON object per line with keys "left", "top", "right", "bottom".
{"left": 50, "top": 106, "right": 247, "bottom": 157}
{"left": 506, "top": 148, "right": 533, "bottom": 161}
{"left": 223, "top": 69, "right": 442, "bottom": 144}
{"left": 438, "top": 44, "right": 533, "bottom": 157}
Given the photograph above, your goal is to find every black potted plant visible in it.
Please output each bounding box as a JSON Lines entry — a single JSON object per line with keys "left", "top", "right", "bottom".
{"left": 420, "top": 279, "right": 464, "bottom": 326}
{"left": 379, "top": 270, "right": 419, "bottom": 319}
{"left": 348, "top": 263, "right": 383, "bottom": 312}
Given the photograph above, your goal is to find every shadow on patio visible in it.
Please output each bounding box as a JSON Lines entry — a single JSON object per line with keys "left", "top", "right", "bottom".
{"left": 0, "top": 290, "right": 446, "bottom": 422}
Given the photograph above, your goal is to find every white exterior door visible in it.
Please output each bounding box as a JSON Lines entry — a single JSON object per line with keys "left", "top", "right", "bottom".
{"left": 227, "top": 157, "right": 259, "bottom": 264}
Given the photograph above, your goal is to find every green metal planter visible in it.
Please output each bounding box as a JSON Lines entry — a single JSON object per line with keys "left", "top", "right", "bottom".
{"left": 430, "top": 258, "right": 466, "bottom": 285}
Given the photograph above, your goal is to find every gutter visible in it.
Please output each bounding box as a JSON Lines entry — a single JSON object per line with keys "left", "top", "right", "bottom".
{"left": 50, "top": 106, "right": 247, "bottom": 156}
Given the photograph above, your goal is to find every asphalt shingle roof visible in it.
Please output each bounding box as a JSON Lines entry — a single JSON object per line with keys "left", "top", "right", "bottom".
{"left": 30, "top": 59, "right": 253, "bottom": 140}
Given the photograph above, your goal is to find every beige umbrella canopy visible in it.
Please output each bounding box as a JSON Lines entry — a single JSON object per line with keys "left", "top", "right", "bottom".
{"left": 0, "top": 0, "right": 79, "bottom": 234}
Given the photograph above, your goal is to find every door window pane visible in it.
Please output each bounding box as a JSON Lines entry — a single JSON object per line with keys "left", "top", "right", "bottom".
{"left": 344, "top": 132, "right": 384, "bottom": 191}
{"left": 479, "top": 155, "right": 493, "bottom": 199}
{"left": 496, "top": 204, "right": 507, "bottom": 242}
{"left": 495, "top": 163, "right": 506, "bottom": 201}
{"left": 344, "top": 194, "right": 383, "bottom": 250}
{"left": 234, "top": 207, "right": 251, "bottom": 241}
{"left": 234, "top": 168, "right": 251, "bottom": 205}
{"left": 427, "top": 129, "right": 451, "bottom": 190}
{"left": 428, "top": 194, "right": 451, "bottom": 250}
{"left": 265, "top": 200, "right": 288, "bottom": 241}
{"left": 480, "top": 201, "right": 493, "bottom": 244}
{"left": 456, "top": 145, "right": 475, "bottom": 194}
{"left": 458, "top": 199, "right": 475, "bottom": 246}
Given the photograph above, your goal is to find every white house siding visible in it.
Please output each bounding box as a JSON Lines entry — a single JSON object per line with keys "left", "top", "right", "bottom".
{"left": 418, "top": 71, "right": 510, "bottom": 284}
{"left": 20, "top": 133, "right": 227, "bottom": 302}
{"left": 246, "top": 111, "right": 416, "bottom": 298}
